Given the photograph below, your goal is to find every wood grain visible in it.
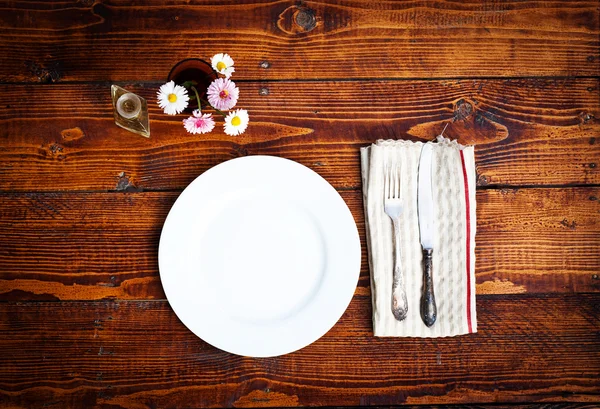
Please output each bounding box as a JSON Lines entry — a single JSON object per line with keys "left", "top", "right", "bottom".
{"left": 329, "top": 407, "right": 600, "bottom": 409}
{"left": 1, "top": 1, "right": 598, "bottom": 408}
{"left": 0, "top": 294, "right": 598, "bottom": 408}
{"left": 0, "top": 188, "right": 597, "bottom": 301}
{"left": 322, "top": 407, "right": 600, "bottom": 409}
{"left": 304, "top": 407, "right": 600, "bottom": 409}
{"left": 1, "top": 78, "right": 598, "bottom": 192}
{"left": 0, "top": 1, "right": 598, "bottom": 82}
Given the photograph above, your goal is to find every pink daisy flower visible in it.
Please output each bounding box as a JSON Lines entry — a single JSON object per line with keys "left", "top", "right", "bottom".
{"left": 183, "top": 110, "right": 215, "bottom": 134}
{"left": 207, "top": 78, "right": 239, "bottom": 111}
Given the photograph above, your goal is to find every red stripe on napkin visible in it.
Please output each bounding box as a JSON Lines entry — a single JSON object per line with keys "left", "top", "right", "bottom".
{"left": 459, "top": 150, "right": 473, "bottom": 333}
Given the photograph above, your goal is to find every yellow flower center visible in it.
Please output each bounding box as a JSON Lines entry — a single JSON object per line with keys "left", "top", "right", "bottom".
{"left": 216, "top": 61, "right": 227, "bottom": 71}
{"left": 168, "top": 93, "right": 177, "bottom": 103}
{"left": 219, "top": 90, "right": 229, "bottom": 99}
{"left": 231, "top": 116, "right": 241, "bottom": 126}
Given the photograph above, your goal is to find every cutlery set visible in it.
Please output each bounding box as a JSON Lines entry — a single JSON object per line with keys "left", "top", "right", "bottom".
{"left": 384, "top": 143, "right": 437, "bottom": 327}
{"left": 362, "top": 136, "right": 477, "bottom": 337}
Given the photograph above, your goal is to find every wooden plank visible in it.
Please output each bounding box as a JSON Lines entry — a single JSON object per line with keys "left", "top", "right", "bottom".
{"left": 310, "top": 407, "right": 599, "bottom": 409}
{"left": 0, "top": 1, "right": 598, "bottom": 82}
{"left": 475, "top": 188, "right": 600, "bottom": 294}
{"left": 301, "top": 407, "right": 600, "bottom": 409}
{"left": 298, "top": 403, "right": 598, "bottom": 409}
{"left": 1, "top": 79, "right": 598, "bottom": 191}
{"left": 0, "top": 295, "right": 598, "bottom": 408}
{"left": 0, "top": 188, "right": 598, "bottom": 301}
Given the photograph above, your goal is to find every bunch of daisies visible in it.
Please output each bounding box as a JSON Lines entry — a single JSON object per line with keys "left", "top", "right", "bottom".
{"left": 157, "top": 54, "right": 249, "bottom": 136}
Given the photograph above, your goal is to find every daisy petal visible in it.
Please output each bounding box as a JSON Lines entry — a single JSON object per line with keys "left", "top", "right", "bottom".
{"left": 224, "top": 109, "right": 249, "bottom": 136}
{"left": 207, "top": 78, "right": 239, "bottom": 111}
{"left": 183, "top": 112, "right": 215, "bottom": 134}
{"left": 211, "top": 53, "right": 235, "bottom": 78}
{"left": 157, "top": 80, "right": 189, "bottom": 115}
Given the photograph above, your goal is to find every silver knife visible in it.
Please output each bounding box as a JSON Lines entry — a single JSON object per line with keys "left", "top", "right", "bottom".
{"left": 417, "top": 143, "right": 437, "bottom": 327}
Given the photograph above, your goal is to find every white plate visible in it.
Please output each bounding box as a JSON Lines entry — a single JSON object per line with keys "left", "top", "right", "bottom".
{"left": 159, "top": 156, "right": 361, "bottom": 357}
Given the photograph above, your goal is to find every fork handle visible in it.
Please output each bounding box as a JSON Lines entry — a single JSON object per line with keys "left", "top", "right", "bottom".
{"left": 391, "top": 219, "right": 408, "bottom": 321}
{"left": 420, "top": 248, "right": 437, "bottom": 327}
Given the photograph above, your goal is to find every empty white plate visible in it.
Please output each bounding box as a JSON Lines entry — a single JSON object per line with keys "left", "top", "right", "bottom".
{"left": 159, "top": 156, "right": 361, "bottom": 357}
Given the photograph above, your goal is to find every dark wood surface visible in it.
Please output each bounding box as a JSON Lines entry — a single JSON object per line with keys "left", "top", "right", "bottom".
{"left": 2, "top": 79, "right": 599, "bottom": 191}
{"left": 1, "top": 1, "right": 598, "bottom": 82}
{"left": 1, "top": 295, "right": 599, "bottom": 408}
{"left": 1, "top": 188, "right": 598, "bottom": 301}
{"left": 0, "top": 1, "right": 599, "bottom": 408}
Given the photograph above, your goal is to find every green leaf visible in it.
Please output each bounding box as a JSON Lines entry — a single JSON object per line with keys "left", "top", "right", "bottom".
{"left": 181, "top": 80, "right": 198, "bottom": 88}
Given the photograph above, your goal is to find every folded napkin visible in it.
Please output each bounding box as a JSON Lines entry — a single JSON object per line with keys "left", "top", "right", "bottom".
{"left": 361, "top": 137, "right": 477, "bottom": 337}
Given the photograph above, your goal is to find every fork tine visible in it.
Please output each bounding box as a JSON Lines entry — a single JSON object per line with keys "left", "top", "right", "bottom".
{"left": 390, "top": 161, "right": 395, "bottom": 199}
{"left": 389, "top": 163, "right": 394, "bottom": 199}
{"left": 392, "top": 161, "right": 398, "bottom": 199}
{"left": 397, "top": 163, "right": 402, "bottom": 200}
{"left": 383, "top": 162, "right": 389, "bottom": 199}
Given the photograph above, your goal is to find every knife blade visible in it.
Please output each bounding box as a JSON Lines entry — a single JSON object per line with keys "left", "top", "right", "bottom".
{"left": 417, "top": 143, "right": 437, "bottom": 327}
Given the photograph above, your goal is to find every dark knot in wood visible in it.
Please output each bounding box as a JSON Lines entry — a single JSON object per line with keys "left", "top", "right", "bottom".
{"left": 477, "top": 174, "right": 490, "bottom": 186}
{"left": 294, "top": 7, "right": 317, "bottom": 32}
{"left": 115, "top": 172, "right": 141, "bottom": 192}
{"left": 277, "top": 5, "right": 317, "bottom": 35}
{"left": 579, "top": 112, "right": 595, "bottom": 124}
{"left": 25, "top": 61, "right": 62, "bottom": 83}
{"left": 454, "top": 98, "right": 474, "bottom": 121}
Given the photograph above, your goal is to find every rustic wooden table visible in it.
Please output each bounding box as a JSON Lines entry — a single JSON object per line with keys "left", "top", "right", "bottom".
{"left": 1, "top": 1, "right": 599, "bottom": 408}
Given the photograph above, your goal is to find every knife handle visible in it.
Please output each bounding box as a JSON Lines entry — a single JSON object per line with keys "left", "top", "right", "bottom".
{"left": 421, "top": 248, "right": 437, "bottom": 327}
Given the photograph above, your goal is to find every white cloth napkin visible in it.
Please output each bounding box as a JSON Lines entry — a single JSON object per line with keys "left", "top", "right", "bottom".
{"left": 361, "top": 137, "right": 477, "bottom": 337}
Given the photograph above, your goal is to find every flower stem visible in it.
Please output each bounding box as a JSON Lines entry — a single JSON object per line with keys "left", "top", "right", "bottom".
{"left": 191, "top": 85, "right": 228, "bottom": 117}
{"left": 210, "top": 105, "right": 228, "bottom": 117}
{"left": 190, "top": 86, "right": 202, "bottom": 111}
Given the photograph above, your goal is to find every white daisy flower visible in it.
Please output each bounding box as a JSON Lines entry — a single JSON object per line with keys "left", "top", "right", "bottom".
{"left": 157, "top": 81, "right": 189, "bottom": 115}
{"left": 223, "top": 109, "right": 249, "bottom": 136}
{"left": 211, "top": 53, "right": 235, "bottom": 78}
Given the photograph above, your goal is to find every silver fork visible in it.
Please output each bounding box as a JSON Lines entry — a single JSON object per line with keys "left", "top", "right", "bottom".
{"left": 383, "top": 162, "right": 409, "bottom": 321}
